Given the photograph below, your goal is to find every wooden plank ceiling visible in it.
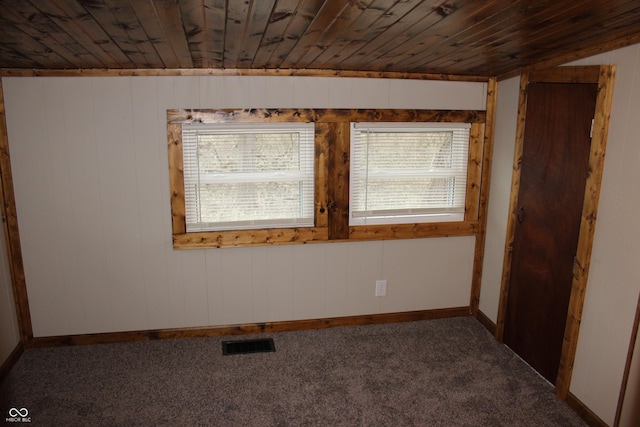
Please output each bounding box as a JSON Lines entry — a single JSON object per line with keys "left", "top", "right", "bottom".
{"left": 0, "top": 0, "right": 640, "bottom": 78}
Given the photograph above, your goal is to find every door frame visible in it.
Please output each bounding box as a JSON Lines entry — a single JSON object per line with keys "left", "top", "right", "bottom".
{"left": 495, "top": 65, "right": 616, "bottom": 399}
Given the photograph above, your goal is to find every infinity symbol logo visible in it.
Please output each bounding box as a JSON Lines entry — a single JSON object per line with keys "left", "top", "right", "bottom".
{"left": 8, "top": 408, "right": 28, "bottom": 417}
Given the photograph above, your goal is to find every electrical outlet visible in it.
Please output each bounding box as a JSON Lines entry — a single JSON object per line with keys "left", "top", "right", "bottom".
{"left": 375, "top": 279, "right": 387, "bottom": 297}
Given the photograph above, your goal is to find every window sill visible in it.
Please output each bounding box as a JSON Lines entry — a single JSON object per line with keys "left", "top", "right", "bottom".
{"left": 172, "top": 221, "right": 479, "bottom": 249}
{"left": 172, "top": 227, "right": 329, "bottom": 249}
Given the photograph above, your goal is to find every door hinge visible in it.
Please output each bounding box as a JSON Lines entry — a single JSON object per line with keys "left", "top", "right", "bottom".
{"left": 590, "top": 119, "right": 595, "bottom": 138}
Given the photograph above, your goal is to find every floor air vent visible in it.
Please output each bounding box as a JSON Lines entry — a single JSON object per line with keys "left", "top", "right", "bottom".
{"left": 222, "top": 338, "right": 275, "bottom": 355}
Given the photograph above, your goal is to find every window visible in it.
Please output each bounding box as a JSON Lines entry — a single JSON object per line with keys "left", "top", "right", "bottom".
{"left": 181, "top": 122, "right": 315, "bottom": 232}
{"left": 168, "top": 108, "right": 484, "bottom": 248}
{"left": 350, "top": 122, "right": 471, "bottom": 226}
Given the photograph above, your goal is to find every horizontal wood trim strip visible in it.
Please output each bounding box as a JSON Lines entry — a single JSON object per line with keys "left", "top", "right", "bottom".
{"left": 168, "top": 109, "right": 487, "bottom": 124}
{"left": 565, "top": 392, "right": 608, "bottom": 427}
{"left": 174, "top": 221, "right": 479, "bottom": 249}
{"left": 26, "top": 307, "right": 472, "bottom": 348}
{"left": 0, "top": 341, "right": 24, "bottom": 383}
{"left": 173, "top": 227, "right": 329, "bottom": 249}
{"left": 0, "top": 67, "right": 490, "bottom": 82}
{"left": 528, "top": 66, "right": 602, "bottom": 84}
{"left": 348, "top": 221, "right": 479, "bottom": 240}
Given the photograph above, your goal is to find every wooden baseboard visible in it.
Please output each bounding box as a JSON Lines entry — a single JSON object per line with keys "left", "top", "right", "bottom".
{"left": 0, "top": 341, "right": 24, "bottom": 383}
{"left": 27, "top": 306, "right": 471, "bottom": 348}
{"left": 13, "top": 307, "right": 607, "bottom": 427}
{"left": 566, "top": 392, "right": 608, "bottom": 427}
{"left": 476, "top": 309, "right": 497, "bottom": 335}
{"left": 475, "top": 311, "right": 606, "bottom": 426}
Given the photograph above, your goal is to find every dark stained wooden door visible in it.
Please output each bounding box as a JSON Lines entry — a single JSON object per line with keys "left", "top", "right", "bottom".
{"left": 504, "top": 82, "right": 598, "bottom": 384}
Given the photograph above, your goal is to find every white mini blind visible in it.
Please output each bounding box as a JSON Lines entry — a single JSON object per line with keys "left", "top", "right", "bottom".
{"left": 182, "top": 122, "right": 315, "bottom": 232}
{"left": 350, "top": 122, "right": 471, "bottom": 225}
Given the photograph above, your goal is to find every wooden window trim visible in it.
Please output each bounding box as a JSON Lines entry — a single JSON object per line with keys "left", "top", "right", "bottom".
{"left": 168, "top": 108, "right": 487, "bottom": 249}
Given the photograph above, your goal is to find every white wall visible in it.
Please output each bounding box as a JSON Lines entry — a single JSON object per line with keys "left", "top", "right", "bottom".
{"left": 620, "top": 315, "right": 640, "bottom": 427}
{"left": 0, "top": 222, "right": 20, "bottom": 364}
{"left": 480, "top": 43, "right": 640, "bottom": 425}
{"left": 566, "top": 43, "right": 640, "bottom": 426}
{"left": 478, "top": 75, "right": 519, "bottom": 322}
{"left": 2, "top": 76, "right": 486, "bottom": 338}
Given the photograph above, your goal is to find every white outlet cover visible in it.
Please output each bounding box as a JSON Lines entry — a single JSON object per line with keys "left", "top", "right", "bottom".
{"left": 375, "top": 280, "right": 387, "bottom": 297}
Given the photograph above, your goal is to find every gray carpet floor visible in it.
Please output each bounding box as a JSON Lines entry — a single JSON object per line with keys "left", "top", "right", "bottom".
{"left": 0, "top": 317, "right": 586, "bottom": 426}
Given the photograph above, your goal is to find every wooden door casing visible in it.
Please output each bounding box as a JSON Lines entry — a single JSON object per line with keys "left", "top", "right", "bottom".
{"left": 503, "top": 82, "right": 597, "bottom": 384}
{"left": 495, "top": 65, "right": 616, "bottom": 399}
